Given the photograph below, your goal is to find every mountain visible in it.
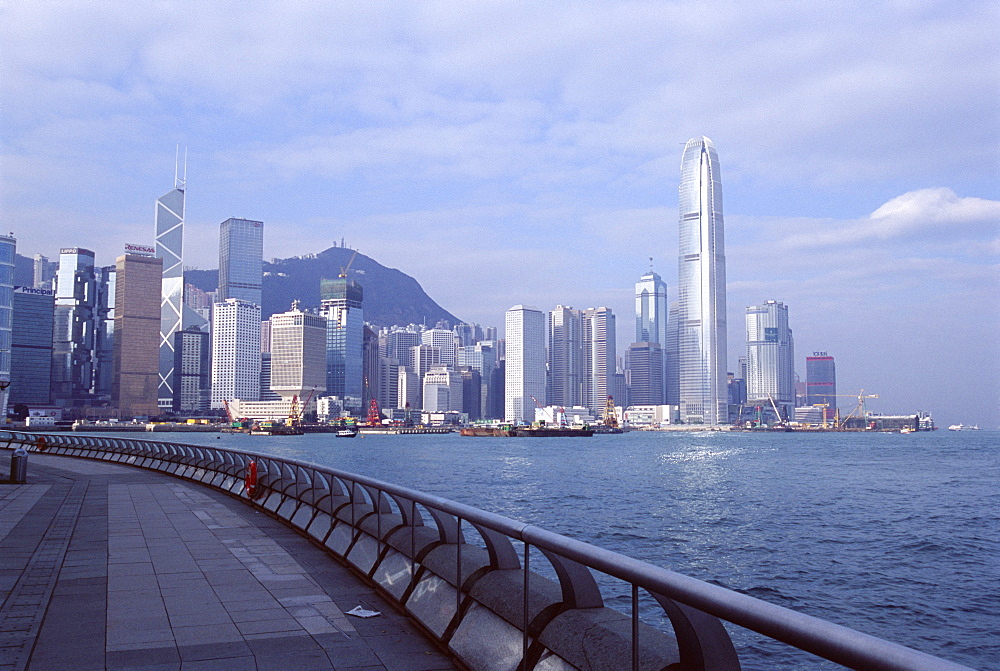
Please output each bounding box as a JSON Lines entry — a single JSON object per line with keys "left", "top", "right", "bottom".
{"left": 185, "top": 247, "right": 460, "bottom": 327}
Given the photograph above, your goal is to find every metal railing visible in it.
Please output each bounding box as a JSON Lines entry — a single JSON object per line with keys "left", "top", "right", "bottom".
{"left": 1, "top": 431, "right": 970, "bottom": 671}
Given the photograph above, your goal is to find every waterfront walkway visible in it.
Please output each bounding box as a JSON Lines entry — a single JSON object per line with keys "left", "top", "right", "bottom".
{"left": 0, "top": 451, "right": 457, "bottom": 671}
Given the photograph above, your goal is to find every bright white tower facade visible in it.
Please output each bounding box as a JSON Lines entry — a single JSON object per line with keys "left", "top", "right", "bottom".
{"left": 677, "top": 136, "right": 728, "bottom": 424}
{"left": 156, "top": 156, "right": 186, "bottom": 410}
{"left": 505, "top": 305, "right": 546, "bottom": 423}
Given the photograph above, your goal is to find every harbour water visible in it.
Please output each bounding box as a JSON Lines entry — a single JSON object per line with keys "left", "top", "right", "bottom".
{"left": 86, "top": 428, "right": 997, "bottom": 669}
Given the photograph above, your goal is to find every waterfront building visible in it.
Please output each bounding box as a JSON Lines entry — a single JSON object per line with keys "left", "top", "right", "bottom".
{"left": 111, "top": 254, "right": 163, "bottom": 419}
{"left": 269, "top": 302, "right": 326, "bottom": 413}
{"left": 677, "top": 136, "right": 727, "bottom": 424}
{"left": 664, "top": 302, "right": 680, "bottom": 406}
{"left": 377, "top": 356, "right": 399, "bottom": 415}
{"left": 458, "top": 367, "right": 482, "bottom": 420}
{"left": 806, "top": 352, "right": 837, "bottom": 420}
{"left": 173, "top": 327, "right": 211, "bottom": 413}
{"left": 505, "top": 305, "right": 546, "bottom": 423}
{"left": 421, "top": 328, "right": 456, "bottom": 368}
{"left": 422, "top": 366, "right": 463, "bottom": 412}
{"left": 0, "top": 236, "right": 14, "bottom": 417}
{"left": 210, "top": 299, "right": 261, "bottom": 408}
{"left": 457, "top": 342, "right": 495, "bottom": 419}
{"left": 51, "top": 248, "right": 112, "bottom": 407}
{"left": 397, "top": 369, "right": 419, "bottom": 410}
{"left": 320, "top": 278, "right": 363, "bottom": 414}
{"left": 218, "top": 218, "right": 264, "bottom": 305}
{"left": 583, "top": 307, "right": 616, "bottom": 414}
{"left": 11, "top": 287, "right": 55, "bottom": 405}
{"left": 548, "top": 306, "right": 583, "bottom": 408}
{"left": 627, "top": 342, "right": 664, "bottom": 405}
{"left": 745, "top": 300, "right": 795, "bottom": 418}
{"left": 156, "top": 174, "right": 187, "bottom": 410}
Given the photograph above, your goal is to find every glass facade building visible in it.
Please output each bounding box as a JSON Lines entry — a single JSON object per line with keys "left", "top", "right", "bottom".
{"left": 504, "top": 305, "right": 546, "bottom": 423}
{"left": 0, "top": 235, "right": 14, "bottom": 417}
{"left": 320, "top": 278, "right": 364, "bottom": 414}
{"left": 547, "top": 306, "right": 583, "bottom": 408}
{"left": 156, "top": 182, "right": 186, "bottom": 409}
{"left": 218, "top": 218, "right": 264, "bottom": 305}
{"left": 11, "top": 287, "right": 55, "bottom": 405}
{"left": 677, "top": 136, "right": 728, "bottom": 424}
{"left": 174, "top": 327, "right": 211, "bottom": 413}
{"left": 806, "top": 353, "right": 837, "bottom": 419}
{"left": 745, "top": 300, "right": 795, "bottom": 417}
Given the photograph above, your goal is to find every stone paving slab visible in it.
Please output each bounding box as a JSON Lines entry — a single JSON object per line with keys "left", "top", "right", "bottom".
{"left": 0, "top": 451, "right": 457, "bottom": 671}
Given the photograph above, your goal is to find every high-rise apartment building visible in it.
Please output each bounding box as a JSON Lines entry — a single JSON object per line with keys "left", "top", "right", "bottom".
{"left": 218, "top": 218, "right": 264, "bottom": 305}
{"left": 269, "top": 302, "right": 326, "bottom": 410}
{"left": 583, "top": 307, "right": 616, "bottom": 412}
{"left": 745, "top": 300, "right": 795, "bottom": 417}
{"left": 52, "top": 248, "right": 112, "bottom": 407}
{"left": 386, "top": 328, "right": 422, "bottom": 370}
{"left": 156, "top": 169, "right": 187, "bottom": 409}
{"left": 548, "top": 306, "right": 583, "bottom": 408}
{"left": 677, "top": 136, "right": 727, "bottom": 424}
{"left": 11, "top": 287, "right": 55, "bottom": 405}
{"left": 111, "top": 254, "right": 163, "bottom": 419}
{"left": 0, "top": 235, "right": 14, "bottom": 417}
{"left": 505, "top": 305, "right": 546, "bottom": 423}
{"left": 211, "top": 299, "right": 261, "bottom": 408}
{"left": 806, "top": 353, "right": 837, "bottom": 419}
{"left": 320, "top": 278, "right": 363, "bottom": 413}
{"left": 422, "top": 328, "right": 456, "bottom": 368}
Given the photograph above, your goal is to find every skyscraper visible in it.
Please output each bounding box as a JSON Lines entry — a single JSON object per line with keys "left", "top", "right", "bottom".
{"left": 320, "top": 278, "right": 364, "bottom": 414}
{"left": 156, "top": 168, "right": 186, "bottom": 410}
{"left": 677, "top": 136, "right": 728, "bottom": 424}
{"left": 806, "top": 352, "right": 837, "bottom": 420}
{"left": 111, "top": 253, "right": 163, "bottom": 419}
{"left": 635, "top": 269, "right": 668, "bottom": 345}
{"left": 11, "top": 287, "right": 55, "bottom": 405}
{"left": 583, "top": 307, "right": 616, "bottom": 413}
{"left": 505, "top": 305, "right": 546, "bottom": 423}
{"left": 210, "top": 299, "right": 261, "bottom": 408}
{"left": 627, "top": 342, "right": 664, "bottom": 405}
{"left": 0, "top": 235, "right": 14, "bottom": 418}
{"left": 745, "top": 300, "right": 795, "bottom": 417}
{"left": 174, "top": 327, "right": 211, "bottom": 413}
{"left": 218, "top": 218, "right": 264, "bottom": 305}
{"left": 422, "top": 328, "right": 456, "bottom": 368}
{"left": 548, "top": 306, "right": 583, "bottom": 408}
{"left": 269, "top": 302, "right": 326, "bottom": 410}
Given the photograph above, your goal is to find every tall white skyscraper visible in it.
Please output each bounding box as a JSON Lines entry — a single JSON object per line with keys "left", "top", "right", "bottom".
{"left": 421, "top": 328, "right": 456, "bottom": 368}
{"left": 677, "top": 136, "right": 728, "bottom": 424}
{"left": 269, "top": 302, "right": 326, "bottom": 408}
{"left": 745, "top": 300, "right": 795, "bottom": 417}
{"left": 548, "top": 306, "right": 583, "bottom": 408}
{"left": 0, "top": 234, "right": 15, "bottom": 418}
{"left": 210, "top": 298, "right": 261, "bottom": 408}
{"left": 583, "top": 307, "right": 616, "bottom": 412}
{"left": 156, "top": 161, "right": 186, "bottom": 409}
{"left": 635, "top": 269, "right": 668, "bottom": 345}
{"left": 505, "top": 305, "right": 546, "bottom": 423}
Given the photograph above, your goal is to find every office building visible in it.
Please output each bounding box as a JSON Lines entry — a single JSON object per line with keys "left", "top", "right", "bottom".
{"left": 0, "top": 236, "right": 14, "bottom": 416}
{"left": 746, "top": 300, "right": 795, "bottom": 417}
{"left": 14, "top": 253, "right": 33, "bottom": 288}
{"left": 806, "top": 353, "right": 837, "bottom": 419}
{"left": 627, "top": 342, "right": 664, "bottom": 405}
{"left": 422, "top": 366, "right": 463, "bottom": 412}
{"left": 386, "top": 328, "right": 422, "bottom": 370}
{"left": 156, "top": 168, "right": 187, "bottom": 409}
{"left": 269, "top": 302, "right": 326, "bottom": 412}
{"left": 457, "top": 342, "right": 495, "bottom": 419}
{"left": 677, "top": 136, "right": 728, "bottom": 424}
{"left": 377, "top": 356, "right": 399, "bottom": 415}
{"left": 363, "top": 325, "right": 379, "bottom": 412}
{"left": 33, "top": 254, "right": 58, "bottom": 290}
{"left": 664, "top": 302, "right": 680, "bottom": 405}
{"left": 110, "top": 254, "right": 162, "bottom": 418}
{"left": 548, "top": 306, "right": 583, "bottom": 408}
{"left": 505, "top": 305, "right": 545, "bottom": 423}
{"left": 174, "top": 327, "right": 211, "bottom": 413}
{"left": 635, "top": 269, "right": 668, "bottom": 345}
{"left": 320, "top": 278, "right": 363, "bottom": 414}
{"left": 458, "top": 367, "right": 482, "bottom": 420}
{"left": 11, "top": 287, "right": 55, "bottom": 405}
{"left": 397, "top": 369, "right": 420, "bottom": 410}
{"left": 211, "top": 299, "right": 261, "bottom": 408}
{"left": 51, "top": 248, "right": 112, "bottom": 406}
{"left": 218, "top": 218, "right": 264, "bottom": 305}
{"left": 422, "top": 328, "right": 456, "bottom": 368}
{"left": 583, "top": 307, "right": 616, "bottom": 413}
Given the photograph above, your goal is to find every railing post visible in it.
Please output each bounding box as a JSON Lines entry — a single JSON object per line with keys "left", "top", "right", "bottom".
{"left": 522, "top": 541, "right": 530, "bottom": 671}
{"left": 632, "top": 583, "right": 639, "bottom": 671}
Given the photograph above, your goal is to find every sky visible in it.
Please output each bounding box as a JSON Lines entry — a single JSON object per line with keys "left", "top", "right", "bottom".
{"left": 1, "top": 1, "right": 998, "bottom": 427}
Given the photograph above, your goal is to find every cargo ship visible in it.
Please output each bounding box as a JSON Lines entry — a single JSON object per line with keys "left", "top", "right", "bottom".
{"left": 460, "top": 425, "right": 593, "bottom": 437}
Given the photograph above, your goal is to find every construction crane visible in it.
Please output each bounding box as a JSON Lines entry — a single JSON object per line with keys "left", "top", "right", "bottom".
{"left": 603, "top": 396, "right": 619, "bottom": 430}
{"left": 288, "top": 387, "right": 317, "bottom": 427}
{"left": 366, "top": 398, "right": 383, "bottom": 426}
{"left": 833, "top": 391, "right": 880, "bottom": 429}
{"left": 339, "top": 248, "right": 359, "bottom": 278}
{"left": 529, "top": 395, "right": 554, "bottom": 425}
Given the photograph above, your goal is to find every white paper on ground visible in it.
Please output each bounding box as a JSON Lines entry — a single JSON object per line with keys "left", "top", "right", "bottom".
{"left": 346, "top": 605, "right": 381, "bottom": 618}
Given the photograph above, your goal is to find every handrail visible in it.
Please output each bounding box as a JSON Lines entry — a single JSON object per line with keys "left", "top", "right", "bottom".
{"left": 1, "top": 431, "right": 971, "bottom": 671}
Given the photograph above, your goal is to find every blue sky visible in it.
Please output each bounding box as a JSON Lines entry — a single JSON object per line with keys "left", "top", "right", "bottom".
{"left": 2, "top": 2, "right": 998, "bottom": 426}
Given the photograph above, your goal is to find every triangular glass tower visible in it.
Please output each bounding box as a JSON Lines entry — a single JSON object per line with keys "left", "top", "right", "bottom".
{"left": 156, "top": 154, "right": 186, "bottom": 410}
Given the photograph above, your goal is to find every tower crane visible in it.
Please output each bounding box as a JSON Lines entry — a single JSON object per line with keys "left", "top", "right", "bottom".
{"left": 339, "top": 249, "right": 359, "bottom": 278}
{"left": 830, "top": 391, "right": 880, "bottom": 429}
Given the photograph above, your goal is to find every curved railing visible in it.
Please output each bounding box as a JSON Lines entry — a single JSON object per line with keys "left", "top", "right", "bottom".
{"left": 1, "top": 432, "right": 970, "bottom": 671}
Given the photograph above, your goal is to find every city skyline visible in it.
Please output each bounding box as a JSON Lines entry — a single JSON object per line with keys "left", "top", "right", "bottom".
{"left": 1, "top": 3, "right": 996, "bottom": 426}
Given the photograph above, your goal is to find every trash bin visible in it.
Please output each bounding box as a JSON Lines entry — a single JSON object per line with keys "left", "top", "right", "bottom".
{"left": 10, "top": 448, "right": 27, "bottom": 484}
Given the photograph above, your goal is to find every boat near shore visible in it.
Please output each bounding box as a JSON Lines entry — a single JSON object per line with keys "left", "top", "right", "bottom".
{"left": 460, "top": 425, "right": 593, "bottom": 437}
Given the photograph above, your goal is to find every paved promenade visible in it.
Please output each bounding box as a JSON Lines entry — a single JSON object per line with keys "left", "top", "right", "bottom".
{"left": 0, "top": 451, "right": 457, "bottom": 671}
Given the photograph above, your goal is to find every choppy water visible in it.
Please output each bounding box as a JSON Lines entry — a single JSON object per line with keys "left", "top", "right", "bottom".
{"left": 101, "top": 429, "right": 999, "bottom": 669}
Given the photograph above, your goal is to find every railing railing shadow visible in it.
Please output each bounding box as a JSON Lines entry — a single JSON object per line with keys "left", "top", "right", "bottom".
{"left": 2, "top": 431, "right": 970, "bottom": 671}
